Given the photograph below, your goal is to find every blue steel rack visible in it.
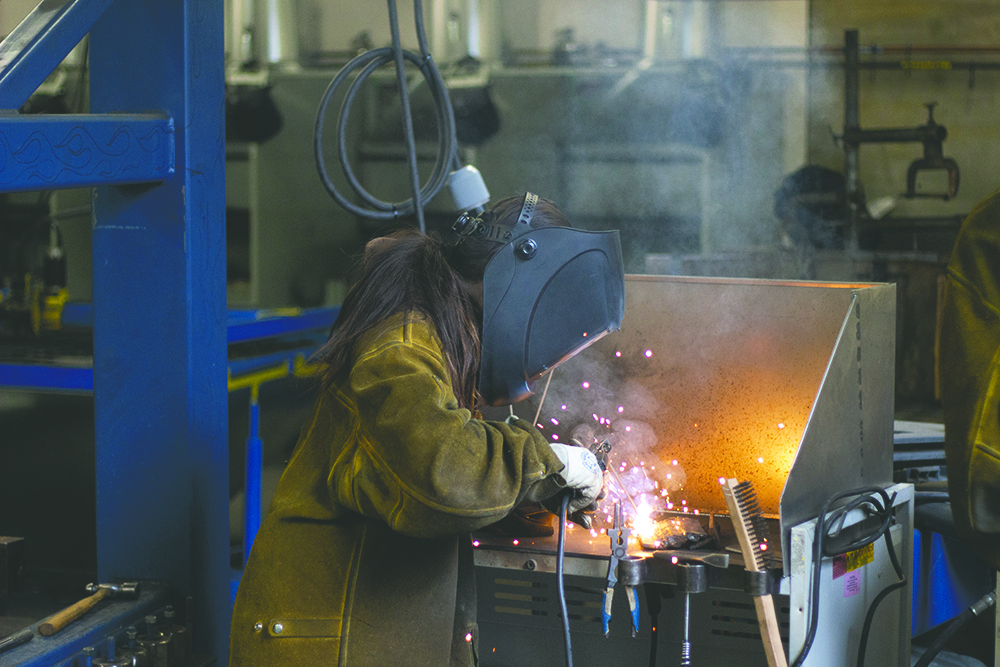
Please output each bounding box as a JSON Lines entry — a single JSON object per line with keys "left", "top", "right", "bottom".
{"left": 0, "top": 305, "right": 339, "bottom": 593}
{"left": 0, "top": 306, "right": 337, "bottom": 666}
{"left": 0, "top": 0, "right": 230, "bottom": 662}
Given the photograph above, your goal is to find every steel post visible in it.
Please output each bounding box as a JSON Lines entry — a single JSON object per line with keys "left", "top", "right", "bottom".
{"left": 89, "top": 0, "right": 228, "bottom": 662}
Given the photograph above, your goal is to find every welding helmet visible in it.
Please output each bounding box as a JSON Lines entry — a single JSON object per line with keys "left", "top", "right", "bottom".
{"left": 453, "top": 193, "right": 625, "bottom": 406}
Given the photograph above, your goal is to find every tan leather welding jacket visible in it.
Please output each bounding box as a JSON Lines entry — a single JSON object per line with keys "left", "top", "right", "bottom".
{"left": 941, "top": 188, "right": 1000, "bottom": 567}
{"left": 229, "top": 313, "right": 566, "bottom": 666}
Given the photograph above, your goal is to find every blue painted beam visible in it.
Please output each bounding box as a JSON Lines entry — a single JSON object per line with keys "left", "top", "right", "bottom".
{"left": 0, "top": 337, "right": 324, "bottom": 394}
{"left": 59, "top": 303, "right": 339, "bottom": 336}
{"left": 89, "top": 0, "right": 228, "bottom": 662}
{"left": 60, "top": 301, "right": 93, "bottom": 326}
{"left": 0, "top": 114, "right": 174, "bottom": 193}
{"left": 227, "top": 306, "right": 340, "bottom": 343}
{"left": 0, "top": 362, "right": 92, "bottom": 392}
{"left": 0, "top": 0, "right": 116, "bottom": 109}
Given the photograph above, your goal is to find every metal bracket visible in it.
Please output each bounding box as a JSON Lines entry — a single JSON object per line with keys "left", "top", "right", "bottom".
{"left": 618, "top": 556, "right": 646, "bottom": 588}
{"left": 744, "top": 569, "right": 780, "bottom": 597}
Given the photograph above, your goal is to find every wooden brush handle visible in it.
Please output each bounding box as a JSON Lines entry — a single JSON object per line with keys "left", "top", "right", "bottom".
{"left": 722, "top": 478, "right": 788, "bottom": 667}
{"left": 38, "top": 588, "right": 111, "bottom": 636}
{"left": 754, "top": 594, "right": 788, "bottom": 667}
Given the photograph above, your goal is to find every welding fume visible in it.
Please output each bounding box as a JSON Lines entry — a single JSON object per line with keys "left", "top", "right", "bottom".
{"left": 229, "top": 3, "right": 625, "bottom": 665}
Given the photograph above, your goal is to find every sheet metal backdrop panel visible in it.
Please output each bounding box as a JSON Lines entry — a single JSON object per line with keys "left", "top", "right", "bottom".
{"left": 538, "top": 275, "right": 894, "bottom": 565}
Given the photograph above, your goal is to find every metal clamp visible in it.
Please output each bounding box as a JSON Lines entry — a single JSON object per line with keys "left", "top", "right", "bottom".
{"left": 677, "top": 562, "right": 707, "bottom": 595}
{"left": 744, "top": 569, "right": 778, "bottom": 597}
{"left": 618, "top": 556, "right": 646, "bottom": 588}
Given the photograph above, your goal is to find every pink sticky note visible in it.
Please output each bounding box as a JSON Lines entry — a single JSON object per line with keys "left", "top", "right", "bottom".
{"left": 844, "top": 570, "right": 862, "bottom": 597}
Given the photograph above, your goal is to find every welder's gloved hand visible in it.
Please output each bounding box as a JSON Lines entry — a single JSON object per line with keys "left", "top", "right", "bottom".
{"left": 546, "top": 442, "right": 604, "bottom": 526}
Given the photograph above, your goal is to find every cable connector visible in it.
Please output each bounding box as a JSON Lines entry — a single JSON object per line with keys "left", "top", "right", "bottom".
{"left": 971, "top": 591, "right": 997, "bottom": 617}
{"left": 448, "top": 165, "right": 490, "bottom": 212}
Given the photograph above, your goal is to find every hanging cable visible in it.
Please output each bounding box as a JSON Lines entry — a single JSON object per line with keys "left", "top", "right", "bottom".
{"left": 314, "top": 0, "right": 458, "bottom": 231}
{"left": 530, "top": 365, "right": 573, "bottom": 667}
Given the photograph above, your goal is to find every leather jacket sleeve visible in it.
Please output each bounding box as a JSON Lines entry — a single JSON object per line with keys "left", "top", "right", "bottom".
{"left": 328, "top": 317, "right": 566, "bottom": 538}
{"left": 941, "top": 189, "right": 1000, "bottom": 543}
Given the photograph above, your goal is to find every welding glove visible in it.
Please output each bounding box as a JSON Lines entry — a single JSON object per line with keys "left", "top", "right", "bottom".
{"left": 547, "top": 442, "right": 604, "bottom": 516}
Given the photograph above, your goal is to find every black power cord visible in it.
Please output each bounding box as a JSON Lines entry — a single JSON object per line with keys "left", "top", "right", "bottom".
{"left": 557, "top": 493, "right": 573, "bottom": 667}
{"left": 314, "top": 0, "right": 459, "bottom": 232}
{"left": 792, "top": 486, "right": 906, "bottom": 667}
{"left": 912, "top": 590, "right": 997, "bottom": 667}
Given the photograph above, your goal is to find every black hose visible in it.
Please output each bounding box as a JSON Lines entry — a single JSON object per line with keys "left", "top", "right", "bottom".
{"left": 914, "top": 608, "right": 974, "bottom": 667}
{"left": 856, "top": 530, "right": 906, "bottom": 667}
{"left": 386, "top": 0, "right": 424, "bottom": 232}
{"left": 557, "top": 494, "right": 573, "bottom": 667}
{"left": 314, "top": 0, "right": 458, "bottom": 229}
{"left": 792, "top": 486, "right": 900, "bottom": 667}
{"left": 914, "top": 491, "right": 950, "bottom": 505}
{"left": 913, "top": 591, "right": 997, "bottom": 667}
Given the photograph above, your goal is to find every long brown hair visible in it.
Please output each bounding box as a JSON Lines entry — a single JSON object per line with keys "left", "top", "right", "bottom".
{"left": 315, "top": 194, "right": 569, "bottom": 409}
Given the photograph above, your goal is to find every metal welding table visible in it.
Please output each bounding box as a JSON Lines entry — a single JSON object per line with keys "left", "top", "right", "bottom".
{"left": 473, "top": 483, "right": 915, "bottom": 667}
{"left": 472, "top": 516, "right": 787, "bottom": 667}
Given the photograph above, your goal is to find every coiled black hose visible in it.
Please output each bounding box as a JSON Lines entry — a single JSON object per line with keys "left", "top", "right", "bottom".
{"left": 793, "top": 486, "right": 904, "bottom": 667}
{"left": 314, "top": 0, "right": 459, "bottom": 232}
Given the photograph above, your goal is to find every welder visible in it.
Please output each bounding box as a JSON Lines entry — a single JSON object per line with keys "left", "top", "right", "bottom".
{"left": 229, "top": 192, "right": 625, "bottom": 666}
{"left": 940, "top": 187, "right": 1000, "bottom": 571}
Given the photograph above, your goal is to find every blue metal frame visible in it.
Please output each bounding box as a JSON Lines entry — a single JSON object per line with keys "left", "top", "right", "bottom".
{"left": 911, "top": 527, "right": 995, "bottom": 636}
{"left": 0, "top": 309, "right": 333, "bottom": 391}
{"left": 244, "top": 398, "right": 263, "bottom": 566}
{"left": 40, "top": 302, "right": 339, "bottom": 341}
{"left": 0, "top": 0, "right": 229, "bottom": 662}
{"left": 0, "top": 362, "right": 92, "bottom": 392}
{"left": 227, "top": 306, "right": 339, "bottom": 343}
{"left": 89, "top": 1, "right": 228, "bottom": 662}
{"left": 0, "top": 114, "right": 174, "bottom": 192}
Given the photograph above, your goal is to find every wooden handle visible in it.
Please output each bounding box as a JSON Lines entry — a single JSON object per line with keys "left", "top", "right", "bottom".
{"left": 722, "top": 478, "right": 787, "bottom": 667}
{"left": 38, "top": 588, "right": 111, "bottom": 637}
{"left": 754, "top": 594, "right": 789, "bottom": 667}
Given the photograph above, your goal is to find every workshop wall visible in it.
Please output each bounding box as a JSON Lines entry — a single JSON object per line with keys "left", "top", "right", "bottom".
{"left": 2, "top": 1, "right": 813, "bottom": 304}
{"left": 237, "top": 0, "right": 811, "bottom": 286}
{"left": 0, "top": 0, "right": 36, "bottom": 37}
{"left": 808, "top": 0, "right": 1000, "bottom": 220}
{"left": 477, "top": 0, "right": 810, "bottom": 254}
{"left": 227, "top": 74, "right": 364, "bottom": 308}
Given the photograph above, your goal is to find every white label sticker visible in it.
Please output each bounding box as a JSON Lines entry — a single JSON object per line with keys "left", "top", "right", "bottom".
{"left": 844, "top": 570, "right": 862, "bottom": 597}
